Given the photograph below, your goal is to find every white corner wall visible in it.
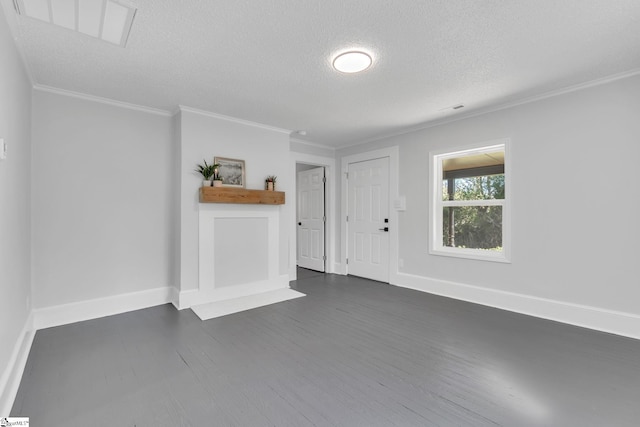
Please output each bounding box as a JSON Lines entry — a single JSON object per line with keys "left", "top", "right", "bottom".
{"left": 336, "top": 74, "right": 640, "bottom": 338}
{"left": 178, "top": 108, "right": 292, "bottom": 298}
{"left": 0, "top": 2, "right": 34, "bottom": 414}
{"left": 31, "top": 90, "right": 176, "bottom": 310}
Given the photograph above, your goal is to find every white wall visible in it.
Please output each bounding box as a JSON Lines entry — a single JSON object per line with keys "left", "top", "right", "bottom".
{"left": 336, "top": 74, "right": 640, "bottom": 333}
{"left": 178, "top": 109, "right": 291, "bottom": 293}
{"left": 290, "top": 139, "right": 335, "bottom": 158}
{"left": 0, "top": 0, "right": 32, "bottom": 402}
{"left": 31, "top": 90, "right": 175, "bottom": 308}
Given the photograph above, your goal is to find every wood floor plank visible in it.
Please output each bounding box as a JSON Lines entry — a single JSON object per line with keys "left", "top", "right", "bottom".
{"left": 11, "top": 269, "right": 640, "bottom": 426}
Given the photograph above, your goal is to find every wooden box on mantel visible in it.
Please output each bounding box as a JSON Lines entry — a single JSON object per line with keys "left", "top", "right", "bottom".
{"left": 200, "top": 187, "right": 285, "bottom": 205}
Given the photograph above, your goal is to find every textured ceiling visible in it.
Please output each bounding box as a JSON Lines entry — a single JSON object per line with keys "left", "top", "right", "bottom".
{"left": 3, "top": 0, "right": 640, "bottom": 147}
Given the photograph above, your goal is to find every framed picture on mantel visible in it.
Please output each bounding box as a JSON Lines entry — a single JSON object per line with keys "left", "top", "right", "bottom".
{"left": 215, "top": 157, "right": 245, "bottom": 188}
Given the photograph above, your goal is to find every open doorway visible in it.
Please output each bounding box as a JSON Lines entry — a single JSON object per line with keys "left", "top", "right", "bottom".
{"left": 296, "top": 164, "right": 326, "bottom": 272}
{"left": 289, "top": 150, "right": 336, "bottom": 282}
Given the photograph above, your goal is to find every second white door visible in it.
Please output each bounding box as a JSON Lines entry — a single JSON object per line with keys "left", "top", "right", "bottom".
{"left": 297, "top": 167, "right": 325, "bottom": 272}
{"left": 347, "top": 157, "right": 390, "bottom": 282}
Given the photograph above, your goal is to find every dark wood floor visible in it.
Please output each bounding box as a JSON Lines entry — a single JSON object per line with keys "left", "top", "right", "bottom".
{"left": 12, "top": 269, "right": 640, "bottom": 426}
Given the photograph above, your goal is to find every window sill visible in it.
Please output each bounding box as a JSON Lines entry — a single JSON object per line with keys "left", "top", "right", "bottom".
{"left": 429, "top": 247, "right": 511, "bottom": 263}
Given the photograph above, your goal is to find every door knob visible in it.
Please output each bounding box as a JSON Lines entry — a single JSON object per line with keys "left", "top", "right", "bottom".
{"left": 379, "top": 227, "right": 389, "bottom": 232}
{"left": 298, "top": 222, "right": 302, "bottom": 226}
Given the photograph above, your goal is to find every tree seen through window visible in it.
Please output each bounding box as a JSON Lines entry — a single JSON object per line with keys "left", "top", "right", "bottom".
{"left": 442, "top": 174, "right": 504, "bottom": 250}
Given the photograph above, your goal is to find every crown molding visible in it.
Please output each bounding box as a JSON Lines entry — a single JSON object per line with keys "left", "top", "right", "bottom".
{"left": 33, "top": 84, "right": 173, "bottom": 116}
{"left": 290, "top": 137, "right": 336, "bottom": 151}
{"left": 342, "top": 68, "right": 640, "bottom": 150}
{"left": 178, "top": 105, "right": 292, "bottom": 135}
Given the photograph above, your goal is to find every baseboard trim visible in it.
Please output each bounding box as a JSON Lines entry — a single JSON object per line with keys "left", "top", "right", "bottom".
{"left": 169, "top": 286, "right": 181, "bottom": 310}
{"left": 0, "top": 312, "right": 35, "bottom": 416}
{"left": 33, "top": 287, "right": 173, "bottom": 330}
{"left": 394, "top": 272, "right": 640, "bottom": 340}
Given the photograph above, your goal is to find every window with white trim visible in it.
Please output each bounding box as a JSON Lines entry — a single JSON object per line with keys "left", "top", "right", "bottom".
{"left": 430, "top": 141, "right": 510, "bottom": 262}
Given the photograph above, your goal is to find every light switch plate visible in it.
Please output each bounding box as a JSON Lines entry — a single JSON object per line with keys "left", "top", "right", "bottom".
{"left": 0, "top": 138, "right": 6, "bottom": 160}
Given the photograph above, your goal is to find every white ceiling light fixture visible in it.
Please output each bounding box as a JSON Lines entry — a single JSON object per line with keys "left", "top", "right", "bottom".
{"left": 332, "top": 50, "right": 373, "bottom": 74}
{"left": 13, "top": 0, "right": 137, "bottom": 47}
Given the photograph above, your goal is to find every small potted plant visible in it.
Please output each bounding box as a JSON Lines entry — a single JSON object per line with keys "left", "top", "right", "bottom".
{"left": 195, "top": 159, "right": 217, "bottom": 187}
{"left": 265, "top": 175, "right": 277, "bottom": 191}
{"left": 212, "top": 165, "right": 223, "bottom": 187}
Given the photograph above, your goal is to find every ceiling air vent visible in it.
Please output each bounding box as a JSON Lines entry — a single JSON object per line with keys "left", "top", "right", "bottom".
{"left": 14, "top": 0, "right": 137, "bottom": 47}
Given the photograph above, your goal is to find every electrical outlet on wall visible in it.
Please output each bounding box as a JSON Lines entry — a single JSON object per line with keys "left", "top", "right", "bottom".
{"left": 0, "top": 138, "right": 6, "bottom": 160}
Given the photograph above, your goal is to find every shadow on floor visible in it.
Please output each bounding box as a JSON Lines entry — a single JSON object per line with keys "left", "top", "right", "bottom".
{"left": 294, "top": 266, "right": 326, "bottom": 281}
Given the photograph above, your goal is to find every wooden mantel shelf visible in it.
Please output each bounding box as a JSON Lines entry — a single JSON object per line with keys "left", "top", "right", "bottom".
{"left": 200, "top": 187, "right": 285, "bottom": 205}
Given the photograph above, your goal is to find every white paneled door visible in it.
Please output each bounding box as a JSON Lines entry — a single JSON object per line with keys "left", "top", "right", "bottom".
{"left": 347, "top": 157, "right": 390, "bottom": 282}
{"left": 297, "top": 167, "right": 325, "bottom": 272}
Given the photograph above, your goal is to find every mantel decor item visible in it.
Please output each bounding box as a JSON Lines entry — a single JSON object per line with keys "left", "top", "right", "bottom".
{"left": 265, "top": 175, "right": 277, "bottom": 191}
{"left": 212, "top": 164, "right": 223, "bottom": 187}
{"left": 214, "top": 157, "right": 246, "bottom": 188}
{"left": 195, "top": 159, "right": 217, "bottom": 187}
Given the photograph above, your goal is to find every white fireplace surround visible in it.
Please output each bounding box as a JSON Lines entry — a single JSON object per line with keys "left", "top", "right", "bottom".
{"left": 194, "top": 204, "right": 289, "bottom": 307}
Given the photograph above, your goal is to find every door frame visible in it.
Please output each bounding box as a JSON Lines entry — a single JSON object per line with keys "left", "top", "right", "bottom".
{"left": 296, "top": 165, "right": 326, "bottom": 272}
{"left": 289, "top": 151, "right": 336, "bottom": 281}
{"left": 340, "top": 146, "right": 399, "bottom": 281}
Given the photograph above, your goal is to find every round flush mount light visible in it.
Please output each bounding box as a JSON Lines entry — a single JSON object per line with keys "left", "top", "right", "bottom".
{"left": 332, "top": 51, "right": 373, "bottom": 73}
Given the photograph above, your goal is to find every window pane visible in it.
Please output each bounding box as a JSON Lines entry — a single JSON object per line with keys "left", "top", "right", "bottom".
{"left": 443, "top": 206, "right": 502, "bottom": 251}
{"left": 450, "top": 174, "right": 504, "bottom": 201}
{"left": 442, "top": 180, "right": 450, "bottom": 201}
